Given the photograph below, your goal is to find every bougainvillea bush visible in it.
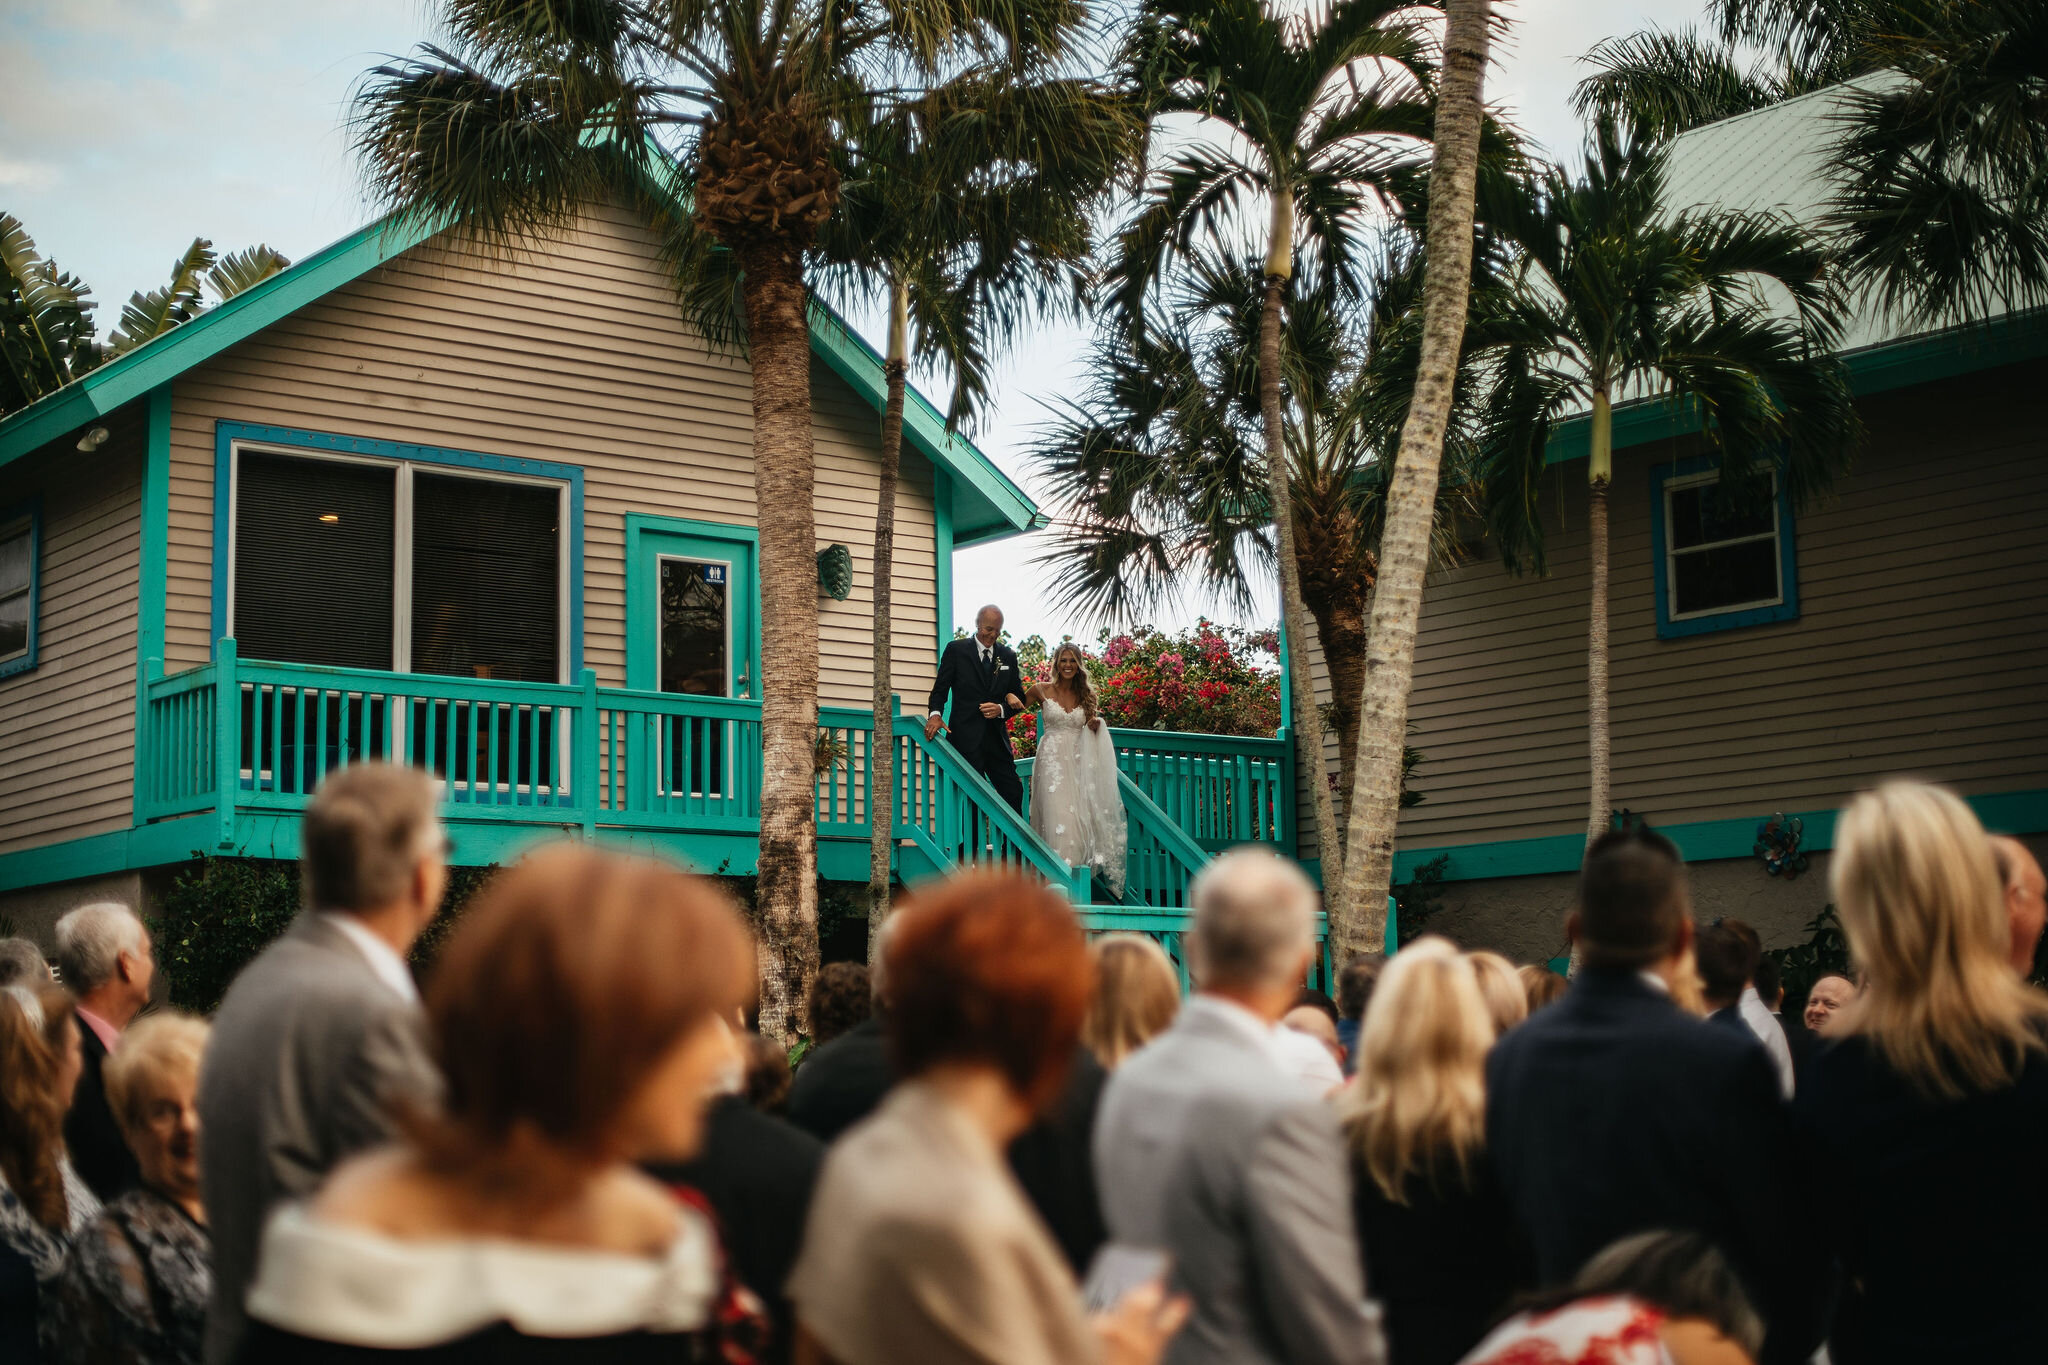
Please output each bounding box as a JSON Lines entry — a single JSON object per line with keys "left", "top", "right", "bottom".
{"left": 990, "top": 620, "right": 1282, "bottom": 757}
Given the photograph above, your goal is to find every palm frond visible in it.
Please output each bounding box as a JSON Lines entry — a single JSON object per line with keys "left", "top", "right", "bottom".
{"left": 208, "top": 245, "right": 292, "bottom": 301}
{"left": 1572, "top": 27, "right": 1788, "bottom": 144}
{"left": 109, "top": 237, "right": 216, "bottom": 356}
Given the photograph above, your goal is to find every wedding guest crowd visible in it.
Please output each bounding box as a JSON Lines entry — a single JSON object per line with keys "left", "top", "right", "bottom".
{"left": 5, "top": 759, "right": 2046, "bottom": 1365}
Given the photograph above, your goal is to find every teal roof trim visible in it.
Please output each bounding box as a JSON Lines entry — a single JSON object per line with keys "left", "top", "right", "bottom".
{"left": 1540, "top": 305, "right": 2048, "bottom": 468}
{"left": 0, "top": 210, "right": 1040, "bottom": 545}
{"left": 805, "top": 300, "right": 1044, "bottom": 546}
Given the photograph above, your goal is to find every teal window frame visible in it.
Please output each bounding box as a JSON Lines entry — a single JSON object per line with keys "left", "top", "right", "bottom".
{"left": 1649, "top": 454, "right": 1799, "bottom": 639}
{"left": 0, "top": 496, "right": 40, "bottom": 680}
{"left": 210, "top": 421, "right": 585, "bottom": 677}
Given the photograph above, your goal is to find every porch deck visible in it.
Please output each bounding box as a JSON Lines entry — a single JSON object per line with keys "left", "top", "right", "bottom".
{"left": 136, "top": 640, "right": 1363, "bottom": 981}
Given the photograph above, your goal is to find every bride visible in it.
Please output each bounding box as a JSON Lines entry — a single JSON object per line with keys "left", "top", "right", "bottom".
{"left": 1007, "top": 643, "right": 1127, "bottom": 896}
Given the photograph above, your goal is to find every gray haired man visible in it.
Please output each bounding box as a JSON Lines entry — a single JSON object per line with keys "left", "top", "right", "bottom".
{"left": 1093, "top": 849, "right": 1383, "bottom": 1365}
{"left": 55, "top": 901, "right": 158, "bottom": 1198}
{"left": 200, "top": 761, "right": 448, "bottom": 1365}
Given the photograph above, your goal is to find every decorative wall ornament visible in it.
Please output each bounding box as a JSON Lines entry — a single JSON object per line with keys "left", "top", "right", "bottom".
{"left": 816, "top": 543, "right": 853, "bottom": 600}
{"left": 1754, "top": 813, "right": 1809, "bottom": 879}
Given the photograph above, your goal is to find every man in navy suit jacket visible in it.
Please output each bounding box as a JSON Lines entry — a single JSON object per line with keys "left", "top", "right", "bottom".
{"left": 1486, "top": 828, "right": 1824, "bottom": 1365}
{"left": 924, "top": 603, "right": 1025, "bottom": 812}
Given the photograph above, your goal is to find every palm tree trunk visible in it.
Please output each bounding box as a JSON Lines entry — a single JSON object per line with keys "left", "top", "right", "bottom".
{"left": 1586, "top": 387, "right": 1613, "bottom": 844}
{"left": 739, "top": 239, "right": 821, "bottom": 1043}
{"left": 1258, "top": 260, "right": 1344, "bottom": 916}
{"left": 1334, "top": 0, "right": 1492, "bottom": 958}
{"left": 1300, "top": 580, "right": 1370, "bottom": 803}
{"left": 868, "top": 276, "right": 908, "bottom": 959}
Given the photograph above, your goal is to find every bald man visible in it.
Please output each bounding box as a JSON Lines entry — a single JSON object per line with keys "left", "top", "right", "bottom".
{"left": 1991, "top": 835, "right": 2047, "bottom": 975}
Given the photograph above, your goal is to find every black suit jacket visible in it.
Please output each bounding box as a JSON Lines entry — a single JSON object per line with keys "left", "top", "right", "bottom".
{"left": 1006, "top": 1047, "right": 1110, "bottom": 1277}
{"left": 1486, "top": 968, "right": 1822, "bottom": 1365}
{"left": 786, "top": 1015, "right": 893, "bottom": 1144}
{"left": 926, "top": 638, "right": 1023, "bottom": 754}
{"left": 66, "top": 1023, "right": 140, "bottom": 1201}
{"left": 649, "top": 1095, "right": 825, "bottom": 1365}
{"left": 1795, "top": 1033, "right": 2048, "bottom": 1364}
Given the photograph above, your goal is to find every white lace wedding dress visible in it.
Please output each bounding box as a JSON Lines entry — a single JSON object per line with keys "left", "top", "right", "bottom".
{"left": 1030, "top": 697, "right": 1128, "bottom": 895}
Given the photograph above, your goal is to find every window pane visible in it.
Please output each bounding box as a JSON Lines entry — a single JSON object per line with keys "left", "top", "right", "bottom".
{"left": 0, "top": 589, "right": 26, "bottom": 659}
{"left": 410, "top": 473, "right": 560, "bottom": 683}
{"left": 0, "top": 524, "right": 30, "bottom": 595}
{"left": 660, "top": 559, "right": 729, "bottom": 696}
{"left": 1668, "top": 480, "right": 1775, "bottom": 549}
{"left": 1673, "top": 539, "right": 1780, "bottom": 616}
{"left": 235, "top": 453, "right": 396, "bottom": 668}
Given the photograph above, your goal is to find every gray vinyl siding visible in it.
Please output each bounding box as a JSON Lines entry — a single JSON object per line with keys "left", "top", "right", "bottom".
{"left": 1410, "top": 360, "right": 2048, "bottom": 847}
{"left": 0, "top": 412, "right": 144, "bottom": 852}
{"left": 165, "top": 201, "right": 941, "bottom": 708}
{"left": 1298, "top": 358, "right": 2048, "bottom": 856}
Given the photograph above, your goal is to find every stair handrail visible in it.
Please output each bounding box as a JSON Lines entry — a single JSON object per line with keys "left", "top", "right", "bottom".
{"left": 1112, "top": 768, "right": 1214, "bottom": 908}
{"left": 891, "top": 716, "right": 1091, "bottom": 901}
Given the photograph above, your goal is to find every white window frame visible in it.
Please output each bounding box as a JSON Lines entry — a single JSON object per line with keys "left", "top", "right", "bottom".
{"left": 653, "top": 552, "right": 738, "bottom": 799}
{"left": 224, "top": 439, "right": 573, "bottom": 683}
{"left": 1662, "top": 469, "right": 1785, "bottom": 623}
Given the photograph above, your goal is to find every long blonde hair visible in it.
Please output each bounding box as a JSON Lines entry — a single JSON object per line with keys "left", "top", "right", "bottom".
{"left": 1341, "top": 937, "right": 1493, "bottom": 1202}
{"left": 1467, "top": 951, "right": 1528, "bottom": 1034}
{"left": 1081, "top": 933, "right": 1181, "bottom": 1068}
{"left": 1831, "top": 780, "right": 2048, "bottom": 1099}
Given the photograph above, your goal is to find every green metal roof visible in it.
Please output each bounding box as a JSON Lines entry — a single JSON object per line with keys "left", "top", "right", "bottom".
{"left": 0, "top": 210, "right": 1041, "bottom": 545}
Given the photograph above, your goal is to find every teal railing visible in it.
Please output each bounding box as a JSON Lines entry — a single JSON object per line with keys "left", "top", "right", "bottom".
{"left": 1110, "top": 727, "right": 1294, "bottom": 855}
{"left": 894, "top": 716, "right": 1090, "bottom": 900}
{"left": 1015, "top": 757, "right": 1209, "bottom": 910}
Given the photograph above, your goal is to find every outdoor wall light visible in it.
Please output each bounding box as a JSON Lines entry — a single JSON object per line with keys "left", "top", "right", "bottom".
{"left": 75, "top": 425, "right": 110, "bottom": 452}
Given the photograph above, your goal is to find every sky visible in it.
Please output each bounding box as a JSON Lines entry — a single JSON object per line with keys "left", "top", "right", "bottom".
{"left": 1, "top": 0, "right": 1701, "bottom": 643}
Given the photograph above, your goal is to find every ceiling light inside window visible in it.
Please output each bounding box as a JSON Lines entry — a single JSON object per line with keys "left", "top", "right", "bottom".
{"left": 318, "top": 514, "right": 339, "bottom": 523}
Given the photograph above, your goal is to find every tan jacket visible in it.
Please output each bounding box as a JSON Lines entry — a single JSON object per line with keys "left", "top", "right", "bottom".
{"left": 789, "top": 1079, "right": 1097, "bottom": 1365}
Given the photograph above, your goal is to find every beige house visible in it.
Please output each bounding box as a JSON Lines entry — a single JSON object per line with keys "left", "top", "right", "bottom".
{"left": 1322, "top": 89, "right": 2048, "bottom": 958}
{"left": 0, "top": 199, "right": 1048, "bottom": 932}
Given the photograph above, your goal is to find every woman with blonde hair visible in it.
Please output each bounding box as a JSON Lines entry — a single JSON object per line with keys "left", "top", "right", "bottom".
{"left": 1080, "top": 934, "right": 1181, "bottom": 1069}
{"left": 1340, "top": 937, "right": 1529, "bottom": 1365}
{"left": 0, "top": 985, "right": 96, "bottom": 1362}
{"left": 1795, "top": 780, "right": 2048, "bottom": 1364}
{"left": 1466, "top": 951, "right": 1528, "bottom": 1035}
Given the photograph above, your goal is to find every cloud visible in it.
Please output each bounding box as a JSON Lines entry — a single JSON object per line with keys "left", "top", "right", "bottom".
{"left": 0, "top": 158, "right": 61, "bottom": 192}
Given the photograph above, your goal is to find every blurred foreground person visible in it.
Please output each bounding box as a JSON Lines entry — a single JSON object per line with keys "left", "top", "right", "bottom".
{"left": 1461, "top": 1230, "right": 1763, "bottom": 1365}
{"left": 1801, "top": 975, "right": 1857, "bottom": 1038}
{"left": 1343, "top": 939, "right": 1528, "bottom": 1365}
{"left": 1095, "top": 849, "right": 1382, "bottom": 1365}
{"left": 1991, "top": 835, "right": 2046, "bottom": 975}
{"left": 1486, "top": 828, "right": 1815, "bottom": 1364}
{"left": 1, "top": 987, "right": 95, "bottom": 1363}
{"left": 0, "top": 937, "right": 51, "bottom": 988}
{"left": 1517, "top": 965, "right": 1564, "bottom": 1015}
{"left": 1082, "top": 934, "right": 1181, "bottom": 1070}
{"left": 1464, "top": 953, "right": 1526, "bottom": 1036}
{"left": 237, "top": 845, "right": 760, "bottom": 1362}
{"left": 1335, "top": 955, "right": 1381, "bottom": 1077}
{"left": 789, "top": 869, "right": 1184, "bottom": 1365}
{"left": 787, "top": 930, "right": 894, "bottom": 1144}
{"left": 48, "top": 1013, "right": 212, "bottom": 1365}
{"left": 1796, "top": 782, "right": 2048, "bottom": 1364}
{"left": 55, "top": 903, "right": 157, "bottom": 1201}
{"left": 804, "top": 964, "right": 871, "bottom": 1053}
{"left": 200, "top": 763, "right": 447, "bottom": 1365}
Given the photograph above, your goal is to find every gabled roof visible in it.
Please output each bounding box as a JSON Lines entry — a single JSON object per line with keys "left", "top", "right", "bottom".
{"left": 0, "top": 210, "right": 1042, "bottom": 546}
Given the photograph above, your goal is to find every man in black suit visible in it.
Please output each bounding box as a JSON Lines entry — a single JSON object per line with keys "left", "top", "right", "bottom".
{"left": 925, "top": 603, "right": 1025, "bottom": 813}
{"left": 54, "top": 901, "right": 157, "bottom": 1201}
{"left": 1486, "top": 828, "right": 1823, "bottom": 1365}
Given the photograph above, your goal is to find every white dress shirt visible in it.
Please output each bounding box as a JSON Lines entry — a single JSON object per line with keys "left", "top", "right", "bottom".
{"left": 320, "top": 913, "right": 419, "bottom": 1005}
{"left": 1739, "top": 985, "right": 1796, "bottom": 1098}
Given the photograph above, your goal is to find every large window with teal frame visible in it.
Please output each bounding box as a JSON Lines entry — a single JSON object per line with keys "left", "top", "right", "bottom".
{"left": 1650, "top": 456, "right": 1799, "bottom": 639}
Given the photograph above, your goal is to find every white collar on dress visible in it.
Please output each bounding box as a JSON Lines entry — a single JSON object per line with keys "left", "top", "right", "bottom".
{"left": 243, "top": 1201, "right": 720, "bottom": 1348}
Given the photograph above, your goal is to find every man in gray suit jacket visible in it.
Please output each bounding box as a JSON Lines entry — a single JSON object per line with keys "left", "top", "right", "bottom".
{"left": 199, "top": 762, "right": 448, "bottom": 1365}
{"left": 1094, "top": 850, "right": 1383, "bottom": 1365}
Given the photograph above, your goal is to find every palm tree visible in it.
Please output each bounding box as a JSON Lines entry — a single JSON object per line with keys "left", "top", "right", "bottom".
{"left": 354, "top": 0, "right": 1100, "bottom": 1039}
{"left": 1033, "top": 249, "right": 1468, "bottom": 802}
{"left": 1333, "top": 0, "right": 1492, "bottom": 957}
{"left": 1826, "top": 0, "right": 2048, "bottom": 325}
{"left": 812, "top": 74, "right": 1132, "bottom": 949}
{"left": 2, "top": 215, "right": 290, "bottom": 415}
{"left": 1467, "top": 127, "right": 1859, "bottom": 851}
{"left": 1572, "top": 0, "right": 1896, "bottom": 144}
{"left": 1111, "top": 0, "right": 1445, "bottom": 916}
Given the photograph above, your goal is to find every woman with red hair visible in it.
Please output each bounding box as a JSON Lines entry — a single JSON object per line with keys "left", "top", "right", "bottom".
{"left": 788, "top": 869, "right": 1186, "bottom": 1365}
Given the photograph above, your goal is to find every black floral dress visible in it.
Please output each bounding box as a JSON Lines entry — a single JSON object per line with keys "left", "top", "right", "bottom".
{"left": 45, "top": 1187, "right": 211, "bottom": 1365}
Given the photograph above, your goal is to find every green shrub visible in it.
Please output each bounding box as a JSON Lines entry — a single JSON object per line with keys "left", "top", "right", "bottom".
{"left": 1763, "top": 903, "right": 1850, "bottom": 1015}
{"left": 151, "top": 855, "right": 498, "bottom": 1013}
